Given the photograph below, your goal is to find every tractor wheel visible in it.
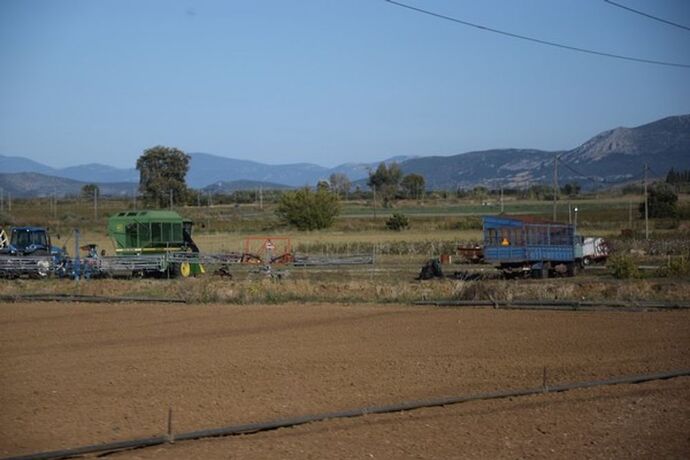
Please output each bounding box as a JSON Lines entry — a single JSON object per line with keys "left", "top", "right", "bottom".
{"left": 179, "top": 262, "right": 192, "bottom": 277}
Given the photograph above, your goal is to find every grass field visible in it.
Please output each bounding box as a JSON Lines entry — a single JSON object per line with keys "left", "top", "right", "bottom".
{"left": 4, "top": 193, "right": 688, "bottom": 254}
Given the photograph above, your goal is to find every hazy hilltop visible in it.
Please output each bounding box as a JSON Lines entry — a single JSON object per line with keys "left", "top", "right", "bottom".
{"left": 1, "top": 114, "right": 688, "bottom": 196}
{"left": 399, "top": 114, "right": 690, "bottom": 190}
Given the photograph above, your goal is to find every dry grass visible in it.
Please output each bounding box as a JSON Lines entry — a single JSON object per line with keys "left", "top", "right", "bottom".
{"left": 2, "top": 274, "right": 689, "bottom": 305}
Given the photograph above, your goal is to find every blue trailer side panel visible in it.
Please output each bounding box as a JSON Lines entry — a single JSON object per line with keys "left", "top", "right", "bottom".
{"left": 483, "top": 216, "right": 575, "bottom": 265}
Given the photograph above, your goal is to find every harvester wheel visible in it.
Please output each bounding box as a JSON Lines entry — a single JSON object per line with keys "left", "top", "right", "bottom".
{"left": 179, "top": 262, "right": 192, "bottom": 277}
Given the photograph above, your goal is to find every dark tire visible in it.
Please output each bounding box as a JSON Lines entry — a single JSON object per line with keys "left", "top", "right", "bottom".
{"left": 566, "top": 262, "right": 577, "bottom": 277}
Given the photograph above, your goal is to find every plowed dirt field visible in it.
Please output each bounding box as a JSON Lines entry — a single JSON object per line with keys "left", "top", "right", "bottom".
{"left": 1, "top": 302, "right": 688, "bottom": 459}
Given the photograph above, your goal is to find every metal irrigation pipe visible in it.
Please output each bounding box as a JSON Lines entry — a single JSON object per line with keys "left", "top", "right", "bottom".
{"left": 0, "top": 293, "right": 186, "bottom": 304}
{"left": 415, "top": 299, "right": 690, "bottom": 311}
{"left": 5, "top": 368, "right": 690, "bottom": 460}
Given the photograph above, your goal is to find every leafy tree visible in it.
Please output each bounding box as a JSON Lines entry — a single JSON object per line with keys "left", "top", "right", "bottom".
{"left": 275, "top": 187, "right": 341, "bottom": 230}
{"left": 400, "top": 174, "right": 425, "bottom": 200}
{"left": 561, "top": 181, "right": 581, "bottom": 197}
{"left": 316, "top": 180, "right": 331, "bottom": 192}
{"left": 367, "top": 162, "right": 402, "bottom": 206}
{"left": 136, "top": 146, "right": 190, "bottom": 207}
{"left": 640, "top": 182, "right": 678, "bottom": 218}
{"left": 81, "top": 183, "right": 99, "bottom": 199}
{"left": 329, "top": 173, "right": 351, "bottom": 198}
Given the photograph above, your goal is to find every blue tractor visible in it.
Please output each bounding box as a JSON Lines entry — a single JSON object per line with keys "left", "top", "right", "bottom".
{"left": 0, "top": 226, "right": 67, "bottom": 277}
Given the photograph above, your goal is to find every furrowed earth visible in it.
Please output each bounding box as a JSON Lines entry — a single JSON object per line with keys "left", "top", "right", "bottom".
{"left": 1, "top": 302, "right": 688, "bottom": 459}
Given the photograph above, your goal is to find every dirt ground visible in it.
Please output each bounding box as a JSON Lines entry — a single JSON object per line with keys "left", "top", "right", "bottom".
{"left": 1, "top": 302, "right": 688, "bottom": 459}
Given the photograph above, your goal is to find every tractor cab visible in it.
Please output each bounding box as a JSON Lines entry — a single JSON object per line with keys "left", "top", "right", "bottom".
{"left": 6, "top": 227, "right": 52, "bottom": 256}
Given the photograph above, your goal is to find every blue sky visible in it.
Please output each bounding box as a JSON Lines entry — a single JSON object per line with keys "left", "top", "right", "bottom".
{"left": 1, "top": 0, "right": 689, "bottom": 169}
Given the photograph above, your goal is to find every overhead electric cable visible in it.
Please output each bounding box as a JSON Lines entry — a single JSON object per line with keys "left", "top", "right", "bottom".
{"left": 384, "top": 0, "right": 690, "bottom": 68}
{"left": 604, "top": 0, "right": 690, "bottom": 32}
{"left": 558, "top": 160, "right": 605, "bottom": 184}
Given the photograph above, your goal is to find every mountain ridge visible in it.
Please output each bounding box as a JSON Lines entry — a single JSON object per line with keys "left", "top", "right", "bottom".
{"left": 2, "top": 114, "right": 688, "bottom": 195}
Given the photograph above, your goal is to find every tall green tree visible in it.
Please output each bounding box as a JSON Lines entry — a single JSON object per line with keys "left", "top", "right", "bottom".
{"left": 80, "top": 183, "right": 99, "bottom": 199}
{"left": 275, "top": 187, "right": 341, "bottom": 230}
{"left": 367, "top": 162, "right": 402, "bottom": 206}
{"left": 400, "top": 173, "right": 425, "bottom": 200}
{"left": 136, "top": 146, "right": 190, "bottom": 207}
{"left": 640, "top": 182, "right": 678, "bottom": 218}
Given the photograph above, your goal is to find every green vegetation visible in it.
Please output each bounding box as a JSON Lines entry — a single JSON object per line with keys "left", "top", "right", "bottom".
{"left": 136, "top": 145, "right": 190, "bottom": 207}
{"left": 367, "top": 162, "right": 402, "bottom": 206}
{"left": 609, "top": 255, "right": 641, "bottom": 279}
{"left": 641, "top": 182, "right": 678, "bottom": 218}
{"left": 275, "top": 187, "right": 341, "bottom": 230}
{"left": 386, "top": 213, "right": 409, "bottom": 231}
{"left": 80, "top": 184, "right": 99, "bottom": 200}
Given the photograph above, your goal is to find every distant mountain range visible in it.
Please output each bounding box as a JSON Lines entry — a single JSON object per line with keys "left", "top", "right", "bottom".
{"left": 1, "top": 114, "right": 688, "bottom": 197}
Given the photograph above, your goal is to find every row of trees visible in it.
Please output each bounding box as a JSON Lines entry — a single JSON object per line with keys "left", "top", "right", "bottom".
{"left": 367, "top": 162, "right": 425, "bottom": 204}
{"left": 133, "top": 146, "right": 683, "bottom": 230}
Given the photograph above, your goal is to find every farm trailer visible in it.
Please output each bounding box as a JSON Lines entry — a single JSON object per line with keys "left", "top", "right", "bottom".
{"left": 482, "top": 215, "right": 583, "bottom": 278}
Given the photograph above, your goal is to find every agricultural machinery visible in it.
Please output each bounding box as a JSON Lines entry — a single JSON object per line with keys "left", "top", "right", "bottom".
{"left": 0, "top": 226, "right": 67, "bottom": 278}
{"left": 104, "top": 210, "right": 205, "bottom": 278}
{"left": 483, "top": 215, "right": 586, "bottom": 278}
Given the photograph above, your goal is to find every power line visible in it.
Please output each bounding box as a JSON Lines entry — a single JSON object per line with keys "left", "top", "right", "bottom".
{"left": 383, "top": 0, "right": 690, "bottom": 68}
{"left": 604, "top": 0, "right": 690, "bottom": 32}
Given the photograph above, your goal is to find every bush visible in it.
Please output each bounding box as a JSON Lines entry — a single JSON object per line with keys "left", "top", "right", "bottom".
{"left": 386, "top": 213, "right": 409, "bottom": 231}
{"left": 657, "top": 256, "right": 690, "bottom": 278}
{"left": 608, "top": 255, "right": 641, "bottom": 279}
{"left": 275, "top": 188, "right": 340, "bottom": 230}
{"left": 640, "top": 183, "right": 678, "bottom": 219}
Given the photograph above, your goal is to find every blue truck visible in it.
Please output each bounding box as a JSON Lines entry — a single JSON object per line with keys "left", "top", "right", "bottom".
{"left": 482, "top": 215, "right": 582, "bottom": 278}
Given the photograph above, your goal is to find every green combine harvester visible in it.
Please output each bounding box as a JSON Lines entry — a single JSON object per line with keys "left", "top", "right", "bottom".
{"left": 107, "top": 210, "right": 204, "bottom": 277}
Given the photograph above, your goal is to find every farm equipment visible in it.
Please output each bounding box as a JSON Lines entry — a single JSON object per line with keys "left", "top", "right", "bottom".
{"left": 105, "top": 210, "right": 205, "bottom": 278}
{"left": 581, "top": 237, "right": 609, "bottom": 265}
{"left": 0, "top": 226, "right": 67, "bottom": 278}
{"left": 483, "top": 215, "right": 581, "bottom": 278}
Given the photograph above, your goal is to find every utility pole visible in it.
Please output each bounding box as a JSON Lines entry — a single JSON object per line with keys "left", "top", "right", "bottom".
{"left": 372, "top": 185, "right": 377, "bottom": 220}
{"left": 93, "top": 188, "right": 98, "bottom": 221}
{"left": 552, "top": 155, "right": 558, "bottom": 221}
{"left": 500, "top": 186, "right": 504, "bottom": 213}
{"left": 644, "top": 163, "right": 649, "bottom": 240}
{"left": 169, "top": 189, "right": 173, "bottom": 210}
{"left": 259, "top": 186, "right": 263, "bottom": 210}
{"left": 7, "top": 192, "right": 11, "bottom": 212}
{"left": 0, "top": 187, "right": 3, "bottom": 212}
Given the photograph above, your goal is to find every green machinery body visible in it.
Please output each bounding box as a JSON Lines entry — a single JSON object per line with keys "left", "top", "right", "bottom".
{"left": 107, "top": 210, "right": 204, "bottom": 276}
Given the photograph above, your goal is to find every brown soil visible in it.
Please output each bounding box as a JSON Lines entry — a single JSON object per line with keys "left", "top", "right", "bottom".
{"left": 1, "top": 302, "right": 689, "bottom": 459}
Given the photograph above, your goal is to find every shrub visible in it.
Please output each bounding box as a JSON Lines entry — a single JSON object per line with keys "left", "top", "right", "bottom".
{"left": 386, "top": 213, "right": 409, "bottom": 231}
{"left": 275, "top": 187, "right": 340, "bottom": 230}
{"left": 608, "top": 255, "right": 641, "bottom": 279}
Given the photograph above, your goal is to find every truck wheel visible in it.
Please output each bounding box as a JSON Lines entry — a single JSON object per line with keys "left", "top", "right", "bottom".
{"left": 566, "top": 262, "right": 577, "bottom": 277}
{"left": 531, "top": 263, "right": 548, "bottom": 279}
{"left": 583, "top": 256, "right": 591, "bottom": 266}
